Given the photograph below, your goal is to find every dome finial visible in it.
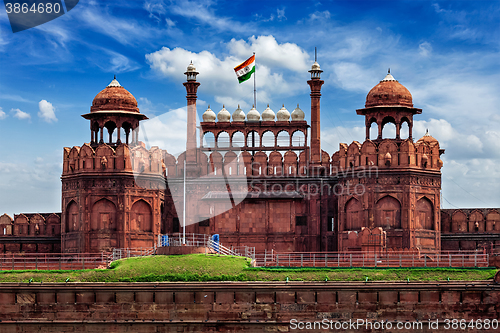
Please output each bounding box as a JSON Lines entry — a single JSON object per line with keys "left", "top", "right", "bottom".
{"left": 425, "top": 128, "right": 430, "bottom": 136}
{"left": 388, "top": 68, "right": 390, "bottom": 74}
{"left": 114, "top": 74, "right": 116, "bottom": 80}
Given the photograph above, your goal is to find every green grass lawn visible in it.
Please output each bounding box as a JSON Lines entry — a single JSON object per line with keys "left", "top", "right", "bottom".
{"left": 0, "top": 254, "right": 496, "bottom": 283}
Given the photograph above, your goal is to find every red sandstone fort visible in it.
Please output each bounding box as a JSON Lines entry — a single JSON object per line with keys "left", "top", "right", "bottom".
{"left": 1, "top": 62, "right": 499, "bottom": 255}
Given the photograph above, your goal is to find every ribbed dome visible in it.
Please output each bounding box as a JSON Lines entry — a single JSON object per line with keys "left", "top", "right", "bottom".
{"left": 276, "top": 104, "right": 290, "bottom": 121}
{"left": 247, "top": 105, "right": 260, "bottom": 121}
{"left": 217, "top": 105, "right": 231, "bottom": 122}
{"left": 232, "top": 105, "right": 245, "bottom": 122}
{"left": 91, "top": 78, "right": 139, "bottom": 113}
{"left": 291, "top": 104, "right": 305, "bottom": 121}
{"left": 365, "top": 73, "right": 413, "bottom": 108}
{"left": 202, "top": 105, "right": 216, "bottom": 122}
{"left": 262, "top": 104, "right": 275, "bottom": 121}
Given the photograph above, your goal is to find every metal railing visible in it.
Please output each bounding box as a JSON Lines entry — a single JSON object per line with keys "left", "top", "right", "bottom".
{"left": 111, "top": 247, "right": 156, "bottom": 261}
{"left": 156, "top": 233, "right": 255, "bottom": 260}
{"left": 157, "top": 233, "right": 211, "bottom": 247}
{"left": 254, "top": 250, "right": 489, "bottom": 268}
{"left": 0, "top": 252, "right": 109, "bottom": 271}
{"left": 206, "top": 239, "right": 255, "bottom": 260}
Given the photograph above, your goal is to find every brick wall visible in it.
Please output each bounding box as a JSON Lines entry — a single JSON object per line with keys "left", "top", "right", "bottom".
{"left": 1, "top": 281, "right": 499, "bottom": 332}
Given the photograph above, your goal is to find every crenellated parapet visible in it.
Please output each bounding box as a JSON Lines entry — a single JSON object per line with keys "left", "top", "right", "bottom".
{"left": 0, "top": 213, "right": 61, "bottom": 237}
{"left": 441, "top": 208, "right": 500, "bottom": 233}
{"left": 331, "top": 136, "right": 444, "bottom": 173}
{"left": 62, "top": 142, "right": 165, "bottom": 177}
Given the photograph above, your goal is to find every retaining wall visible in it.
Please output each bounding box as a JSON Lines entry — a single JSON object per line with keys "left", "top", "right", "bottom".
{"left": 0, "top": 281, "right": 499, "bottom": 332}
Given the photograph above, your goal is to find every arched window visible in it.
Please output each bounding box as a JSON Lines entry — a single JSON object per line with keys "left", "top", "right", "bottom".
{"left": 367, "top": 118, "right": 377, "bottom": 140}
{"left": 400, "top": 118, "right": 410, "bottom": 139}
{"left": 382, "top": 123, "right": 396, "bottom": 139}
{"left": 217, "top": 132, "right": 230, "bottom": 148}
{"left": 277, "top": 131, "right": 290, "bottom": 147}
{"left": 232, "top": 131, "right": 245, "bottom": 148}
{"left": 104, "top": 121, "right": 117, "bottom": 144}
{"left": 291, "top": 131, "right": 305, "bottom": 146}
{"left": 262, "top": 131, "right": 275, "bottom": 147}
{"left": 203, "top": 132, "right": 215, "bottom": 148}
{"left": 246, "top": 131, "right": 260, "bottom": 148}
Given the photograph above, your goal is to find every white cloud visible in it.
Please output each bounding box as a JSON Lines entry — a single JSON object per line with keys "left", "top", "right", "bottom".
{"left": 418, "top": 42, "right": 432, "bottom": 57}
{"left": 144, "top": 0, "right": 166, "bottom": 22}
{"left": 146, "top": 35, "right": 311, "bottom": 107}
{"left": 11, "top": 108, "right": 31, "bottom": 120}
{"left": 277, "top": 8, "right": 286, "bottom": 21}
{"left": 38, "top": 100, "right": 57, "bottom": 123}
{"left": 227, "top": 35, "right": 310, "bottom": 72}
{"left": 0, "top": 107, "right": 6, "bottom": 120}
{"left": 165, "top": 18, "right": 175, "bottom": 27}
{"left": 139, "top": 107, "right": 190, "bottom": 155}
{"left": 332, "top": 62, "right": 376, "bottom": 92}
{"left": 0, "top": 155, "right": 61, "bottom": 215}
{"left": 303, "top": 10, "right": 331, "bottom": 23}
{"left": 167, "top": 0, "right": 254, "bottom": 33}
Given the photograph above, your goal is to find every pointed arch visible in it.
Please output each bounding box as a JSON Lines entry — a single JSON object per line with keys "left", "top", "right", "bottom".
{"left": 345, "top": 197, "right": 363, "bottom": 230}
{"left": 375, "top": 196, "right": 401, "bottom": 229}
{"left": 452, "top": 210, "right": 467, "bottom": 233}
{"left": 416, "top": 197, "right": 434, "bottom": 230}
{"left": 486, "top": 210, "right": 500, "bottom": 232}
{"left": 469, "top": 210, "right": 484, "bottom": 232}
{"left": 131, "top": 199, "right": 152, "bottom": 232}
{"left": 91, "top": 198, "right": 117, "bottom": 231}
{"left": 66, "top": 200, "right": 79, "bottom": 233}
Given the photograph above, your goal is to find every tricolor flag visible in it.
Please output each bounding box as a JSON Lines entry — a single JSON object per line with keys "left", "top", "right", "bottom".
{"left": 234, "top": 55, "right": 255, "bottom": 83}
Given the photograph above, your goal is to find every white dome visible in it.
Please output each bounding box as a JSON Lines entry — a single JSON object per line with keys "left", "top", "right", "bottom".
{"left": 247, "top": 105, "right": 260, "bottom": 121}
{"left": 262, "top": 104, "right": 275, "bottom": 121}
{"left": 232, "top": 105, "right": 245, "bottom": 122}
{"left": 107, "top": 76, "right": 121, "bottom": 87}
{"left": 291, "top": 104, "right": 305, "bottom": 121}
{"left": 311, "top": 61, "right": 321, "bottom": 71}
{"left": 217, "top": 105, "right": 231, "bottom": 122}
{"left": 202, "top": 105, "right": 216, "bottom": 122}
{"left": 276, "top": 104, "right": 290, "bottom": 121}
{"left": 186, "top": 61, "right": 197, "bottom": 72}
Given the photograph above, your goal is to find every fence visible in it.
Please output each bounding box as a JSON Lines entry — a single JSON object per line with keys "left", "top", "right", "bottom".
{"left": 206, "top": 239, "right": 255, "bottom": 260}
{"left": 157, "top": 233, "right": 210, "bottom": 247}
{"left": 111, "top": 247, "right": 156, "bottom": 261}
{"left": 254, "top": 251, "right": 489, "bottom": 268}
{"left": 0, "top": 253, "right": 109, "bottom": 271}
{"left": 156, "top": 233, "right": 256, "bottom": 260}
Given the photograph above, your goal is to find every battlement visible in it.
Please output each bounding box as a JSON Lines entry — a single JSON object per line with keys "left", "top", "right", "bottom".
{"left": 332, "top": 138, "right": 444, "bottom": 172}
{"left": 62, "top": 142, "right": 165, "bottom": 177}
{"left": 0, "top": 213, "right": 61, "bottom": 237}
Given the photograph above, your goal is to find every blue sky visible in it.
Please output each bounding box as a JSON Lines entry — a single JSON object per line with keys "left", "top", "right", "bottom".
{"left": 0, "top": 0, "right": 499, "bottom": 215}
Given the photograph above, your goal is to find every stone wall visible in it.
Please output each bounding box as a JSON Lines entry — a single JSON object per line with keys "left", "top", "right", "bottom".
{"left": 1, "top": 281, "right": 499, "bottom": 332}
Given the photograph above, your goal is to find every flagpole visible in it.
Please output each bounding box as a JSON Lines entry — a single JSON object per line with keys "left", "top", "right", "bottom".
{"left": 253, "top": 52, "right": 256, "bottom": 109}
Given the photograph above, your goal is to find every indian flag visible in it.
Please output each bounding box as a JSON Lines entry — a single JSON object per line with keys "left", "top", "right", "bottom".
{"left": 234, "top": 55, "right": 255, "bottom": 83}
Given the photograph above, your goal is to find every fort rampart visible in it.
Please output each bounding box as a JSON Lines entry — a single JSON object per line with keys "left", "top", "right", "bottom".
{"left": 0, "top": 281, "right": 499, "bottom": 332}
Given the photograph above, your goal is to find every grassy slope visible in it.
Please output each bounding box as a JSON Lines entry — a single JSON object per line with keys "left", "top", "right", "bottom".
{"left": 0, "top": 254, "right": 496, "bottom": 283}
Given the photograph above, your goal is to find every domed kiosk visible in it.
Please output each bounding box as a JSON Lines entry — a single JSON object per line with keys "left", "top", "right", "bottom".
{"left": 356, "top": 71, "right": 421, "bottom": 141}
{"left": 82, "top": 77, "right": 148, "bottom": 147}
